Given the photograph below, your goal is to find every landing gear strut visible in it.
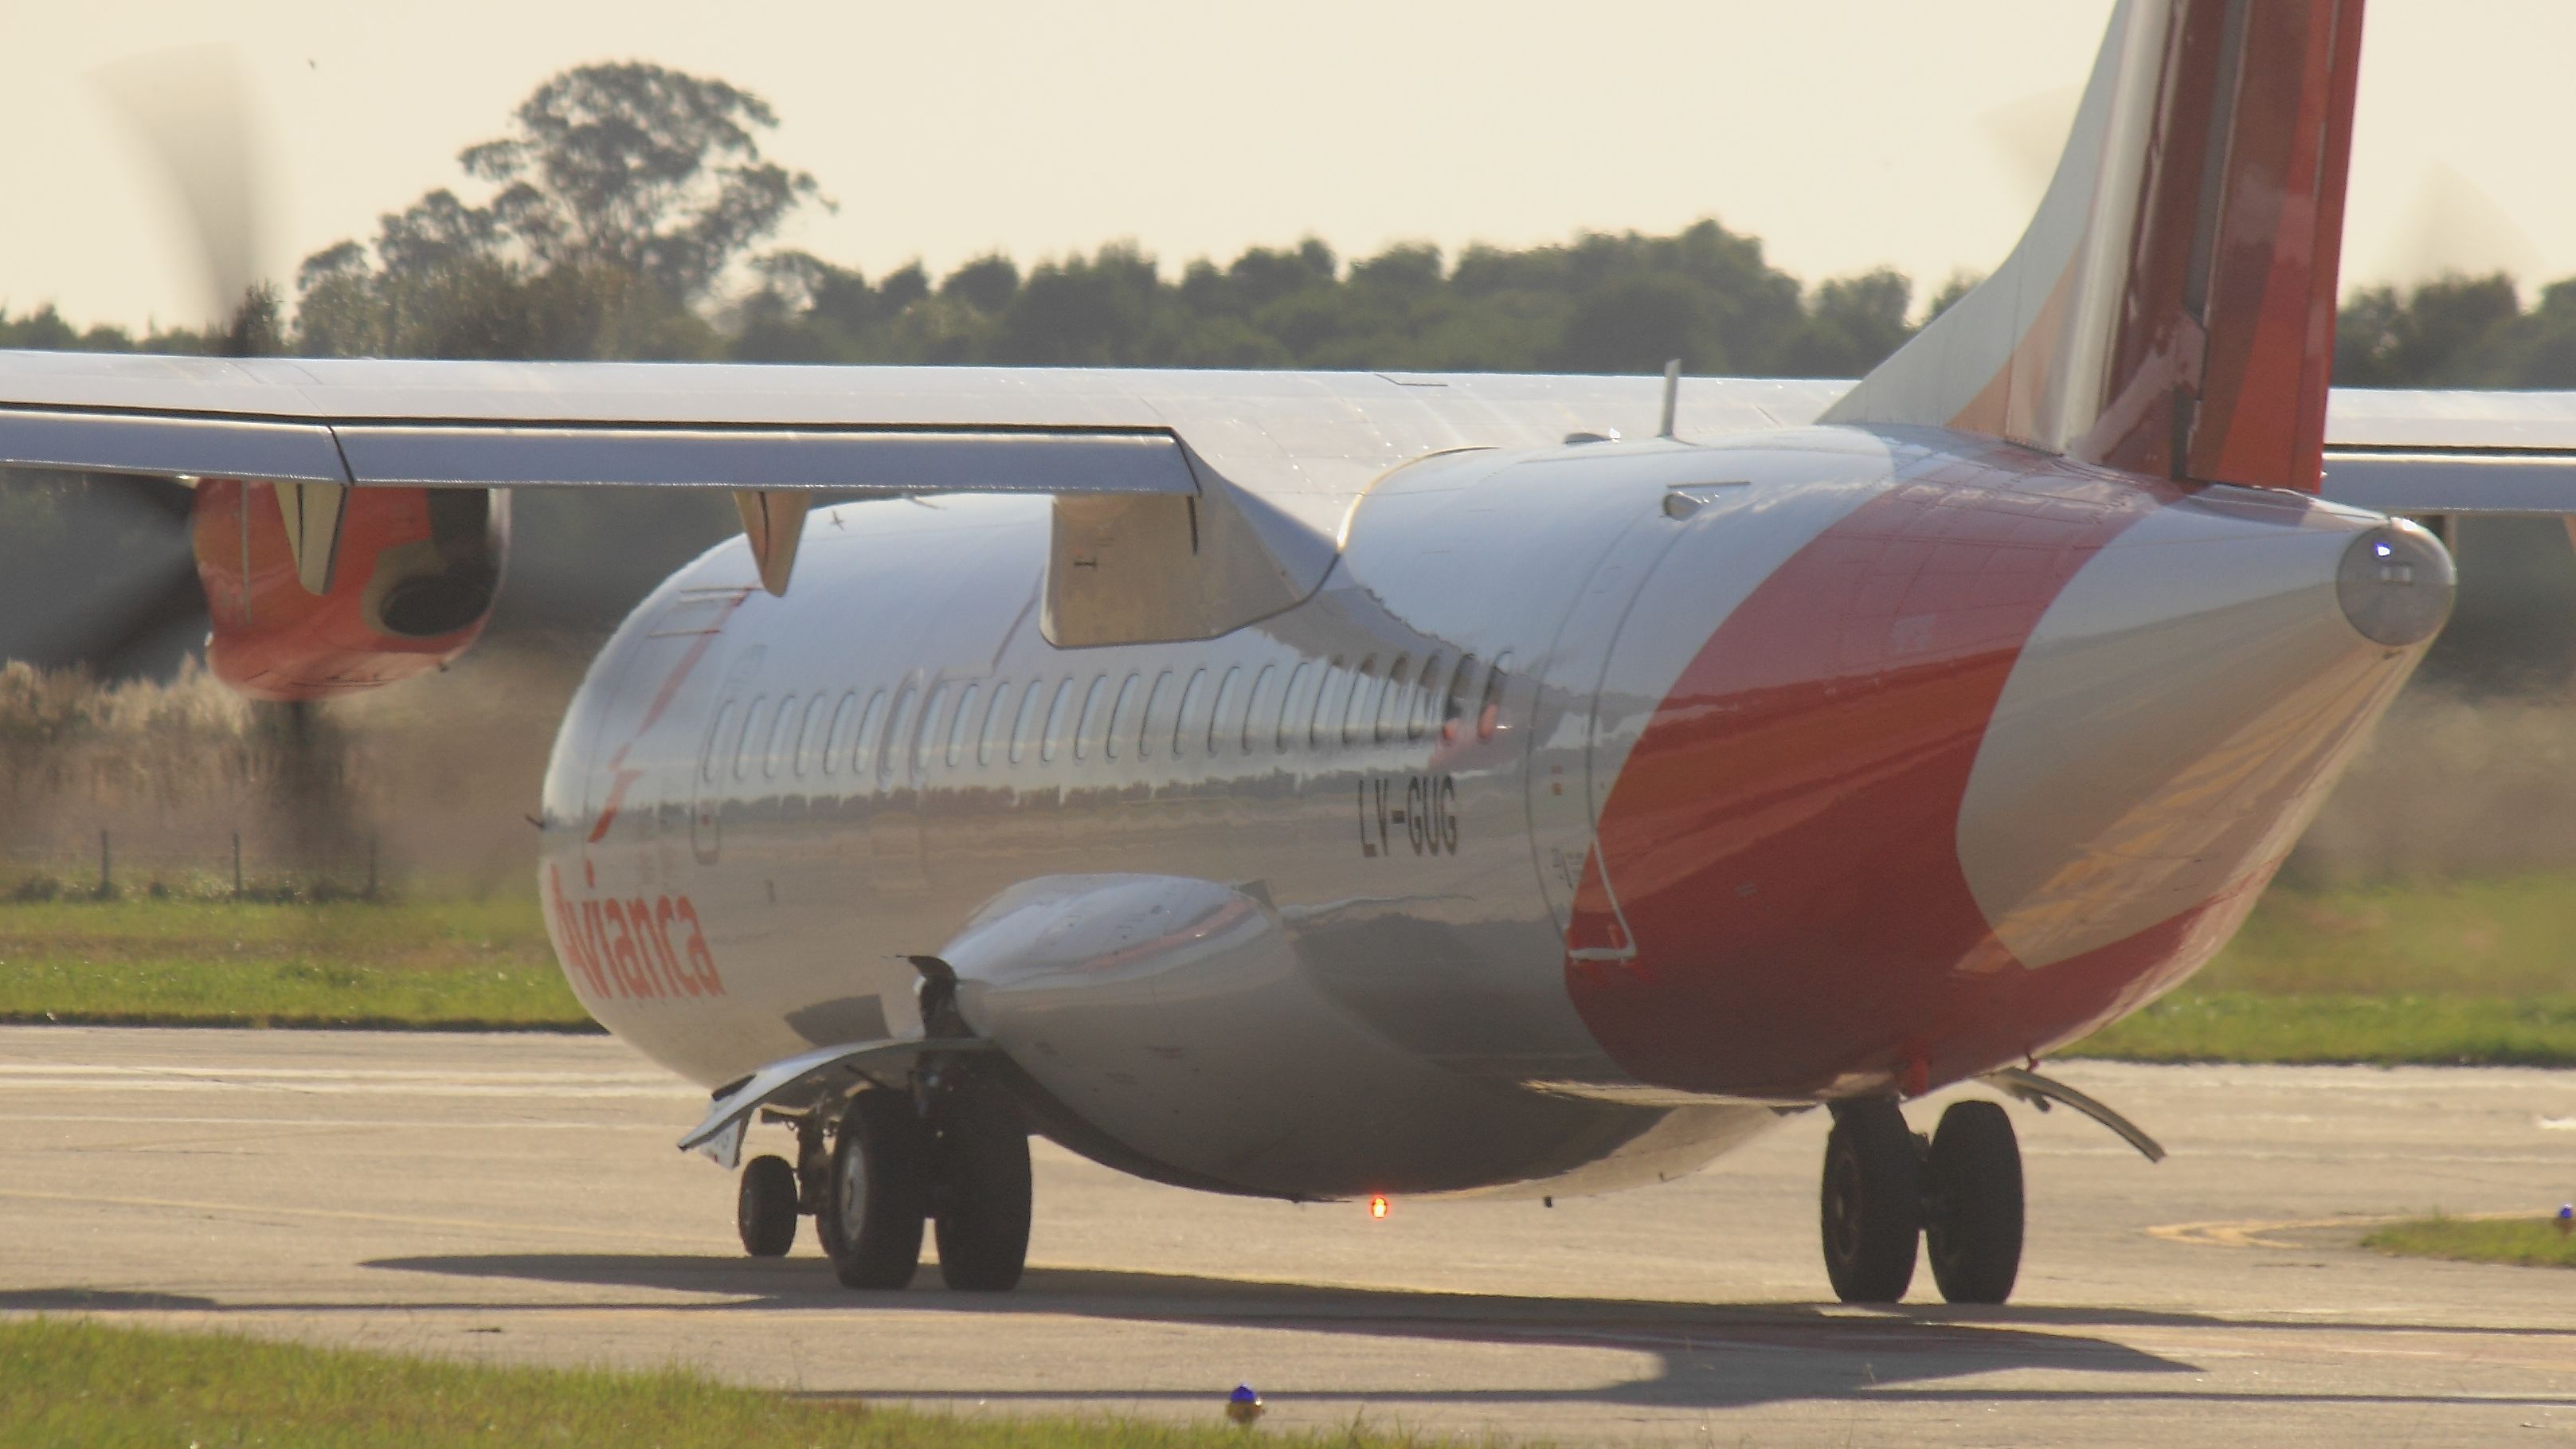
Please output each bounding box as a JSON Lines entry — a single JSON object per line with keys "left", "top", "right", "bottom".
{"left": 1819, "top": 1096, "right": 2023, "bottom": 1305}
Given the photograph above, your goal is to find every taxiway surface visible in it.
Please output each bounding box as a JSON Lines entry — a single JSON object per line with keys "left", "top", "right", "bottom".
{"left": 4, "top": 1025, "right": 2575, "bottom": 1446}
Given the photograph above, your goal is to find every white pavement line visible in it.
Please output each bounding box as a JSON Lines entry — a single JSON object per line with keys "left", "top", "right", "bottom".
{"left": 0, "top": 1114, "right": 675, "bottom": 1130}
{"left": 0, "top": 1066, "right": 671, "bottom": 1083}
{"left": 0, "top": 1081, "right": 691, "bottom": 1098}
{"left": 0, "top": 1186, "right": 714, "bottom": 1250}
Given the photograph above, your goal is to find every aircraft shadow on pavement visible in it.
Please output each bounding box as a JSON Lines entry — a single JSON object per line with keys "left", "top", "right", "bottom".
{"left": 358, "top": 1251, "right": 2200, "bottom": 1411}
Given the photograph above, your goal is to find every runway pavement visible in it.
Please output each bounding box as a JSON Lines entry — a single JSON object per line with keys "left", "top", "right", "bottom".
{"left": 5, "top": 1025, "right": 2576, "bottom": 1446}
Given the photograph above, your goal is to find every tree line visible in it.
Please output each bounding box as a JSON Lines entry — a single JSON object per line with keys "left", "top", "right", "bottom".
{"left": 4, "top": 61, "right": 2573, "bottom": 390}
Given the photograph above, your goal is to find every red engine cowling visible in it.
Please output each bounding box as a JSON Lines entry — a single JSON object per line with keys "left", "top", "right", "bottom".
{"left": 191, "top": 480, "right": 507, "bottom": 701}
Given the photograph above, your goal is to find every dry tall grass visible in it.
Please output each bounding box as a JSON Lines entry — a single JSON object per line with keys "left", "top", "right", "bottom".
{"left": 0, "top": 643, "right": 581, "bottom": 897}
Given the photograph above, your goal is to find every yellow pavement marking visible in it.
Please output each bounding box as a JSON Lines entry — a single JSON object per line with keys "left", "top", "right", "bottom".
{"left": 2147, "top": 1208, "right": 2537, "bottom": 1248}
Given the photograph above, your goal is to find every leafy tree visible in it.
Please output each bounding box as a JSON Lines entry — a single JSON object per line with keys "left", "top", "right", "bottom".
{"left": 460, "top": 64, "right": 820, "bottom": 304}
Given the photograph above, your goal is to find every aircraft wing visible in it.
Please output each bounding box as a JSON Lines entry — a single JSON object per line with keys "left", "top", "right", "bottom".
{"left": 5, "top": 348, "right": 2571, "bottom": 537}
{"left": 2322, "top": 390, "right": 2576, "bottom": 518}
{"left": 0, "top": 351, "right": 1847, "bottom": 543}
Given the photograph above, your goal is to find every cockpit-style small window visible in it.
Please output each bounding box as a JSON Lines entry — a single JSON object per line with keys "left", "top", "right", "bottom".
{"left": 733, "top": 695, "right": 770, "bottom": 781}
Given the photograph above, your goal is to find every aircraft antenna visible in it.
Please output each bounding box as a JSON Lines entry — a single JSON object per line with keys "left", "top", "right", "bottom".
{"left": 1658, "top": 359, "right": 1681, "bottom": 439}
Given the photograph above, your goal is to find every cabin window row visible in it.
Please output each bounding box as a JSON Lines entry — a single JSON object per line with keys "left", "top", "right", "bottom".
{"left": 697, "top": 650, "right": 1514, "bottom": 788}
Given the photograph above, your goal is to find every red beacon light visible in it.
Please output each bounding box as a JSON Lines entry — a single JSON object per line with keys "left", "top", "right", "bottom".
{"left": 1368, "top": 1194, "right": 1389, "bottom": 1220}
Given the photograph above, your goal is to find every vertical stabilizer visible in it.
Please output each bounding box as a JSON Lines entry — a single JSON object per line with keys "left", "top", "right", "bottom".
{"left": 1821, "top": 0, "right": 2365, "bottom": 492}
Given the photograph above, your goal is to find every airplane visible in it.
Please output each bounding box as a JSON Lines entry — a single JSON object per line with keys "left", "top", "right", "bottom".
{"left": 5, "top": 0, "right": 2570, "bottom": 1306}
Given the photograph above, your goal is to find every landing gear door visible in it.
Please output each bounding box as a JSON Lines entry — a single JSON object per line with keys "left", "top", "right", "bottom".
{"left": 1524, "top": 507, "right": 1687, "bottom": 961}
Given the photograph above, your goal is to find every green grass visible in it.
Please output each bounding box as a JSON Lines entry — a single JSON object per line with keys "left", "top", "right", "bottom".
{"left": 2060, "top": 872, "right": 2576, "bottom": 1066}
{"left": 5, "top": 873, "right": 2576, "bottom": 1061}
{"left": 0, "top": 1317, "right": 1444, "bottom": 1447}
{"left": 2064, "top": 993, "right": 2576, "bottom": 1065}
{"left": 2363, "top": 1215, "right": 2576, "bottom": 1268}
{"left": 0, "top": 895, "right": 591, "bottom": 1030}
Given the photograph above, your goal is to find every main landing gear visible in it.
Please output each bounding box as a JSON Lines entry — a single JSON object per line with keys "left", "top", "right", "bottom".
{"left": 1820, "top": 1097, "right": 2024, "bottom": 1305}
{"left": 734, "top": 1076, "right": 1033, "bottom": 1293}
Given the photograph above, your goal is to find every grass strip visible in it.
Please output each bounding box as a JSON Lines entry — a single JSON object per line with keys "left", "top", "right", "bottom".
{"left": 2363, "top": 1216, "right": 2576, "bottom": 1268}
{"left": 0, "top": 895, "right": 592, "bottom": 1030}
{"left": 0, "top": 1317, "right": 1457, "bottom": 1448}
{"left": 2064, "top": 992, "right": 2576, "bottom": 1067}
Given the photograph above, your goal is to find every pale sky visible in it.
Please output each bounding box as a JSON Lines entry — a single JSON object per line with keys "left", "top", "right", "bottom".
{"left": 3, "top": 1, "right": 2568, "bottom": 333}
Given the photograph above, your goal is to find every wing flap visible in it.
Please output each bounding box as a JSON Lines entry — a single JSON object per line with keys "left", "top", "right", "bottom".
{"left": 331, "top": 424, "right": 1196, "bottom": 492}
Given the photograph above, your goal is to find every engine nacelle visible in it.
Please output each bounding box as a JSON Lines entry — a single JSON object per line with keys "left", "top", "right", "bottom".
{"left": 191, "top": 481, "right": 507, "bottom": 701}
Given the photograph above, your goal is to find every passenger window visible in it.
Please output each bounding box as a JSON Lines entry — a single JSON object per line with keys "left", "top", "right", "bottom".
{"left": 1174, "top": 668, "right": 1210, "bottom": 757}
{"left": 1288, "top": 655, "right": 1329, "bottom": 742}
{"left": 1043, "top": 677, "right": 1082, "bottom": 763}
{"left": 1480, "top": 654, "right": 1513, "bottom": 739}
{"left": 1441, "top": 656, "right": 1476, "bottom": 740}
{"left": 915, "top": 684, "right": 953, "bottom": 774}
{"left": 980, "top": 682, "right": 1014, "bottom": 766}
{"left": 945, "top": 683, "right": 980, "bottom": 768}
{"left": 1263, "top": 664, "right": 1295, "bottom": 751}
{"left": 821, "top": 691, "right": 857, "bottom": 774}
{"left": 1343, "top": 657, "right": 1379, "bottom": 746}
{"left": 699, "top": 701, "right": 737, "bottom": 785}
{"left": 1407, "top": 654, "right": 1443, "bottom": 742}
{"left": 879, "top": 684, "right": 918, "bottom": 779}
{"left": 1016, "top": 679, "right": 1053, "bottom": 765}
{"left": 769, "top": 694, "right": 805, "bottom": 779}
{"left": 793, "top": 695, "right": 830, "bottom": 776}
{"left": 1209, "top": 667, "right": 1243, "bottom": 754}
{"left": 1374, "top": 654, "right": 1410, "bottom": 743}
{"left": 733, "top": 695, "right": 770, "bottom": 781}
{"left": 1105, "top": 672, "right": 1143, "bottom": 761}
{"left": 1138, "top": 670, "right": 1175, "bottom": 759}
{"left": 850, "top": 690, "right": 888, "bottom": 774}
{"left": 1072, "top": 676, "right": 1111, "bottom": 762}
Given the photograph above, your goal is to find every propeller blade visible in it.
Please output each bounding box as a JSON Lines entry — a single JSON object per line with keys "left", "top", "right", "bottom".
{"left": 88, "top": 45, "right": 271, "bottom": 327}
{"left": 0, "top": 474, "right": 208, "bottom": 679}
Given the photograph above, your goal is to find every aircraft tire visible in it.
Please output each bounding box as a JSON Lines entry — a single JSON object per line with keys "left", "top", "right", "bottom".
{"left": 737, "top": 1153, "right": 799, "bottom": 1258}
{"left": 933, "top": 1088, "right": 1032, "bottom": 1292}
{"left": 1924, "top": 1098, "right": 2024, "bottom": 1305}
{"left": 1820, "top": 1098, "right": 1921, "bottom": 1304}
{"left": 827, "top": 1091, "right": 928, "bottom": 1290}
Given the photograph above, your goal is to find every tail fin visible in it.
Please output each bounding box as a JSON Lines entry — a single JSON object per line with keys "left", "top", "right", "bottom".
{"left": 1821, "top": 0, "right": 2366, "bottom": 492}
